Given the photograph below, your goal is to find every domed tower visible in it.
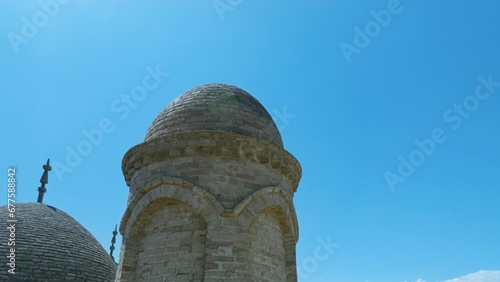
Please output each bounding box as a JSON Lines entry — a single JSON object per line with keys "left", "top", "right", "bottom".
{"left": 116, "top": 84, "right": 302, "bottom": 281}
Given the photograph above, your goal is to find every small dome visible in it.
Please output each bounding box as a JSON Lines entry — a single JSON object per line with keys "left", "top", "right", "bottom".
{"left": 0, "top": 203, "right": 116, "bottom": 281}
{"left": 145, "top": 83, "right": 284, "bottom": 147}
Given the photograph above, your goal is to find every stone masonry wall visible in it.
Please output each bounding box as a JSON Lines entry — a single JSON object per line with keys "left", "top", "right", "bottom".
{"left": 249, "top": 210, "right": 286, "bottom": 281}
{"left": 118, "top": 133, "right": 301, "bottom": 281}
{"left": 130, "top": 157, "right": 291, "bottom": 210}
{"left": 118, "top": 199, "right": 207, "bottom": 281}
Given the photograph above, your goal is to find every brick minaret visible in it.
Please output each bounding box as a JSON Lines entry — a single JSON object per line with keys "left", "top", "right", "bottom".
{"left": 116, "top": 84, "right": 302, "bottom": 281}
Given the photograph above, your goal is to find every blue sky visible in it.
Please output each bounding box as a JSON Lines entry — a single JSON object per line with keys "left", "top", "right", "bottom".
{"left": 1, "top": 1, "right": 499, "bottom": 281}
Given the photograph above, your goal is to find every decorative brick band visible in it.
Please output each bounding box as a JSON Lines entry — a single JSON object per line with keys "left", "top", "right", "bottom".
{"left": 120, "top": 176, "right": 298, "bottom": 242}
{"left": 121, "top": 132, "right": 302, "bottom": 191}
{"left": 120, "top": 176, "right": 222, "bottom": 236}
{"left": 234, "top": 186, "right": 298, "bottom": 241}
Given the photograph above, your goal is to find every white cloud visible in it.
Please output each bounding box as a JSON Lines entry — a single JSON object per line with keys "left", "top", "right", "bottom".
{"left": 406, "top": 270, "right": 500, "bottom": 282}
{"left": 442, "top": 270, "right": 500, "bottom": 282}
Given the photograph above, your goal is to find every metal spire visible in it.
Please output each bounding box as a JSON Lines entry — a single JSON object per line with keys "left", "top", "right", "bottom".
{"left": 37, "top": 159, "right": 51, "bottom": 203}
{"left": 110, "top": 224, "right": 118, "bottom": 262}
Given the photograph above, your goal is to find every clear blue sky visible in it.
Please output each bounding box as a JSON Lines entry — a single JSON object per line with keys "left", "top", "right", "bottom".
{"left": 1, "top": 1, "right": 499, "bottom": 281}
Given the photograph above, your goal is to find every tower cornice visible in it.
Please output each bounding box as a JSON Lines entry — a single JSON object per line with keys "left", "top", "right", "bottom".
{"left": 122, "top": 131, "right": 302, "bottom": 191}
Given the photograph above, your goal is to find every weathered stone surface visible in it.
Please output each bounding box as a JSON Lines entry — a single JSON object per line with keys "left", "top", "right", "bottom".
{"left": 0, "top": 202, "right": 116, "bottom": 281}
{"left": 144, "top": 83, "right": 283, "bottom": 148}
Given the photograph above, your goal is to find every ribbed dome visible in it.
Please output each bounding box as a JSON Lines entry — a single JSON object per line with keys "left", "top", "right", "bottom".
{"left": 0, "top": 203, "right": 116, "bottom": 281}
{"left": 145, "top": 83, "right": 284, "bottom": 147}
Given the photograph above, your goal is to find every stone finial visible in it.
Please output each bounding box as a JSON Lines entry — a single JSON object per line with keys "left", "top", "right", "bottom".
{"left": 37, "top": 159, "right": 51, "bottom": 203}
{"left": 110, "top": 224, "right": 118, "bottom": 262}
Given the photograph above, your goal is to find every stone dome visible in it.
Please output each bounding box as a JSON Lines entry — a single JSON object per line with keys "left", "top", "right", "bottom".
{"left": 0, "top": 202, "right": 116, "bottom": 281}
{"left": 145, "top": 83, "right": 284, "bottom": 147}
